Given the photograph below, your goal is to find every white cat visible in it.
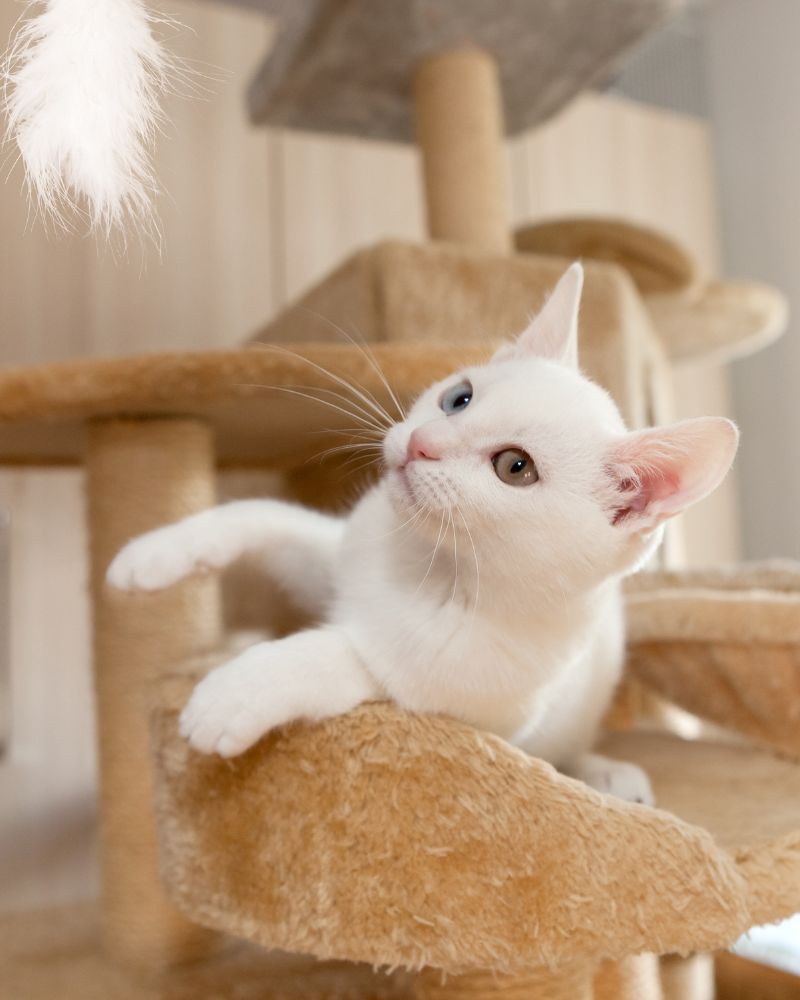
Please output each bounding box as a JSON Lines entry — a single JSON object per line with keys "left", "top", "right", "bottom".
{"left": 108, "top": 264, "right": 738, "bottom": 804}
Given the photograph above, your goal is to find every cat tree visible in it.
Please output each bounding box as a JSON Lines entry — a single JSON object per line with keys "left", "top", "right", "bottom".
{"left": 1, "top": 2, "right": 798, "bottom": 999}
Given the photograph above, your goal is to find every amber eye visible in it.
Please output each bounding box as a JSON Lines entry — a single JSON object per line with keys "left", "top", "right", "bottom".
{"left": 440, "top": 379, "right": 473, "bottom": 414}
{"left": 492, "top": 449, "right": 539, "bottom": 486}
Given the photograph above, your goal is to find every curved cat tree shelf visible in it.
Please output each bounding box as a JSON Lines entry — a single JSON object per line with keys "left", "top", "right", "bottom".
{"left": 151, "top": 678, "right": 800, "bottom": 981}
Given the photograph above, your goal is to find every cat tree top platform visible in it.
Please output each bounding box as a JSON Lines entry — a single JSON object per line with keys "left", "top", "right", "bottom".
{"left": 244, "top": 0, "right": 681, "bottom": 140}
{"left": 151, "top": 681, "right": 800, "bottom": 974}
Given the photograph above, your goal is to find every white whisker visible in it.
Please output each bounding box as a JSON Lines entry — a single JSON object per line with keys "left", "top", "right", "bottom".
{"left": 368, "top": 502, "right": 429, "bottom": 541}
{"left": 268, "top": 380, "right": 388, "bottom": 434}
{"left": 310, "top": 425, "right": 385, "bottom": 439}
{"left": 339, "top": 454, "right": 384, "bottom": 477}
{"left": 298, "top": 308, "right": 407, "bottom": 421}
{"left": 313, "top": 441, "right": 384, "bottom": 464}
{"left": 415, "top": 509, "right": 447, "bottom": 595}
{"left": 244, "top": 384, "right": 385, "bottom": 435}
{"left": 255, "top": 342, "right": 395, "bottom": 430}
{"left": 291, "top": 383, "right": 390, "bottom": 433}
{"left": 448, "top": 508, "right": 459, "bottom": 606}
{"left": 457, "top": 506, "right": 481, "bottom": 635}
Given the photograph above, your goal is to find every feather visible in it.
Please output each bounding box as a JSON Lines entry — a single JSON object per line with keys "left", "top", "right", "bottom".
{"left": 2, "top": 0, "right": 175, "bottom": 240}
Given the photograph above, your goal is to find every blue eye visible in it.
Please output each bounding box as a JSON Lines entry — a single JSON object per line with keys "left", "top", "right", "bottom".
{"left": 440, "top": 379, "right": 473, "bottom": 414}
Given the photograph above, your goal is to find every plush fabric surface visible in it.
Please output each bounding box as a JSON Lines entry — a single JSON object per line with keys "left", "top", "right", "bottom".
{"left": 626, "top": 562, "right": 800, "bottom": 644}
{"left": 516, "top": 218, "right": 787, "bottom": 364}
{"left": 600, "top": 731, "right": 800, "bottom": 926}
{"left": 149, "top": 666, "right": 800, "bottom": 976}
{"left": 515, "top": 218, "right": 697, "bottom": 296}
{"left": 625, "top": 562, "right": 800, "bottom": 758}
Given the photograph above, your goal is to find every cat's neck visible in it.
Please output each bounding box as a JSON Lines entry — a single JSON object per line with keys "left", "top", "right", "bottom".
{"left": 369, "top": 483, "right": 613, "bottom": 629}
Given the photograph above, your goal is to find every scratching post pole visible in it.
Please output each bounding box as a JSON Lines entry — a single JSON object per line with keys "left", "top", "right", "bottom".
{"left": 661, "top": 954, "right": 715, "bottom": 1000}
{"left": 413, "top": 965, "right": 594, "bottom": 1000}
{"left": 413, "top": 48, "right": 512, "bottom": 253}
{"left": 594, "top": 954, "right": 664, "bottom": 999}
{"left": 87, "top": 418, "right": 222, "bottom": 971}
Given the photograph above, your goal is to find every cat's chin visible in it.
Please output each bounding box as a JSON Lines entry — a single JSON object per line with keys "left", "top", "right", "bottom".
{"left": 386, "top": 467, "right": 417, "bottom": 510}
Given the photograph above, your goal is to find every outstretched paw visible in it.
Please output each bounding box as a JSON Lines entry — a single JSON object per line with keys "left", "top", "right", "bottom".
{"left": 570, "top": 754, "right": 655, "bottom": 806}
{"left": 106, "top": 522, "right": 231, "bottom": 592}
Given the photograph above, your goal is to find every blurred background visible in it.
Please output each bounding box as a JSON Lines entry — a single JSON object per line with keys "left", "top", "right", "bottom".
{"left": 0, "top": 0, "right": 796, "bottom": 983}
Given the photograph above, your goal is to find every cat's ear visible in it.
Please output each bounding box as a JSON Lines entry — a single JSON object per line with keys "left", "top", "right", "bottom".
{"left": 493, "top": 262, "right": 583, "bottom": 368}
{"left": 607, "top": 417, "right": 739, "bottom": 533}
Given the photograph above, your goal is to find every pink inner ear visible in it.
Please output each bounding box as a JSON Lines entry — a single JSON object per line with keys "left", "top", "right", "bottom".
{"left": 609, "top": 417, "right": 738, "bottom": 531}
{"left": 613, "top": 468, "right": 683, "bottom": 525}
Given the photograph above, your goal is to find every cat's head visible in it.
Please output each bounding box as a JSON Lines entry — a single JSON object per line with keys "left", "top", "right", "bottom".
{"left": 382, "top": 263, "right": 738, "bottom": 590}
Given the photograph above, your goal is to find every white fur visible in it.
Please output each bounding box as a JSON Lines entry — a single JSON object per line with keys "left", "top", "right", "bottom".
{"left": 107, "top": 264, "right": 738, "bottom": 805}
{"left": 3, "top": 0, "right": 172, "bottom": 236}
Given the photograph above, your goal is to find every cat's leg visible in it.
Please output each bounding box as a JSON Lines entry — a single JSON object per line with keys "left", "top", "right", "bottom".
{"left": 106, "top": 499, "right": 343, "bottom": 613}
{"left": 565, "top": 753, "right": 655, "bottom": 806}
{"left": 179, "top": 626, "right": 379, "bottom": 758}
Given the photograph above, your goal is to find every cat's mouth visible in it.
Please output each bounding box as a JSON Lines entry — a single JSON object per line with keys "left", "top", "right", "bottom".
{"left": 393, "top": 463, "right": 457, "bottom": 514}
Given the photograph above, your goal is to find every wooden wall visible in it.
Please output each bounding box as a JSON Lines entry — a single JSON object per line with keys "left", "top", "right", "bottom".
{"left": 0, "top": 0, "right": 737, "bottom": 909}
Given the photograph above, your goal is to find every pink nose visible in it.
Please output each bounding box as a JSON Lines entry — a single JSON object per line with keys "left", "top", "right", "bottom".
{"left": 406, "top": 429, "right": 440, "bottom": 463}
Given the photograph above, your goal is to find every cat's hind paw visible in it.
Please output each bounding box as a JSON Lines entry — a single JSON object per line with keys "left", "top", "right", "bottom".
{"left": 569, "top": 753, "right": 655, "bottom": 806}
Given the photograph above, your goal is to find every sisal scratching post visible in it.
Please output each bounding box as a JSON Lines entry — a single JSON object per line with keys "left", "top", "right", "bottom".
{"left": 87, "top": 418, "right": 222, "bottom": 972}
{"left": 594, "top": 953, "right": 664, "bottom": 999}
{"left": 413, "top": 48, "right": 512, "bottom": 254}
{"left": 413, "top": 966, "right": 594, "bottom": 1000}
{"left": 661, "top": 954, "right": 715, "bottom": 1000}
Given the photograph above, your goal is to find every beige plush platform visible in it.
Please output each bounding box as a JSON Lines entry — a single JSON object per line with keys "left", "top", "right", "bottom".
{"left": 516, "top": 218, "right": 699, "bottom": 296}
{"left": 626, "top": 562, "right": 800, "bottom": 760}
{"left": 246, "top": 0, "right": 681, "bottom": 140}
{"left": 0, "top": 343, "right": 483, "bottom": 467}
{"left": 516, "top": 218, "right": 788, "bottom": 364}
{"left": 150, "top": 673, "right": 800, "bottom": 977}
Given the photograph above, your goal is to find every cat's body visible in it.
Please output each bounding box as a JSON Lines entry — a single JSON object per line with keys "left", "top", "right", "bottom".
{"left": 337, "top": 485, "right": 624, "bottom": 757}
{"left": 108, "top": 265, "right": 737, "bottom": 803}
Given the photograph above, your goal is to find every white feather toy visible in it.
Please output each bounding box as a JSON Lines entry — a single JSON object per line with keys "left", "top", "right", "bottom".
{"left": 3, "top": 0, "right": 174, "bottom": 238}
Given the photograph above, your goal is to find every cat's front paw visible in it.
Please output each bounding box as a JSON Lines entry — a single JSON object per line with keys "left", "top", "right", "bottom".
{"left": 179, "top": 646, "right": 282, "bottom": 758}
{"left": 570, "top": 753, "right": 655, "bottom": 806}
{"left": 106, "top": 523, "right": 229, "bottom": 592}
